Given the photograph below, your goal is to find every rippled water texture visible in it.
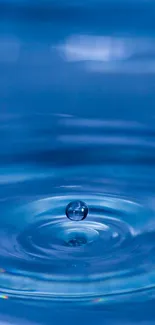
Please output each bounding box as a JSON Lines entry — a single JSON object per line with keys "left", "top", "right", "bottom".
{"left": 1, "top": 1, "right": 155, "bottom": 325}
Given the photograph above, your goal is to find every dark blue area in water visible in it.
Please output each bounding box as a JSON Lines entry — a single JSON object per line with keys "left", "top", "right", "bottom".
{"left": 0, "top": 1, "right": 155, "bottom": 325}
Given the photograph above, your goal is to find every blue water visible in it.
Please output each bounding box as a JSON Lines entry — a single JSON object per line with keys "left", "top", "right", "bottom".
{"left": 1, "top": 1, "right": 155, "bottom": 324}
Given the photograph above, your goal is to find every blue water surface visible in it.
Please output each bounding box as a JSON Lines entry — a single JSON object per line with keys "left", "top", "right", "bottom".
{"left": 0, "top": 1, "right": 155, "bottom": 325}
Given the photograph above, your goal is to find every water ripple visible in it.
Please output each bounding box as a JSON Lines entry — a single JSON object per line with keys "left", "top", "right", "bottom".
{"left": 0, "top": 194, "right": 154, "bottom": 305}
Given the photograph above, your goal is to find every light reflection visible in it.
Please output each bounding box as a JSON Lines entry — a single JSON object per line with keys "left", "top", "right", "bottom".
{"left": 57, "top": 34, "right": 155, "bottom": 74}
{"left": 59, "top": 35, "right": 155, "bottom": 61}
{"left": 58, "top": 35, "right": 130, "bottom": 62}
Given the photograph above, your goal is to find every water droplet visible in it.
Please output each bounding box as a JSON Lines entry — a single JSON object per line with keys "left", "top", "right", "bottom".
{"left": 65, "top": 200, "right": 88, "bottom": 221}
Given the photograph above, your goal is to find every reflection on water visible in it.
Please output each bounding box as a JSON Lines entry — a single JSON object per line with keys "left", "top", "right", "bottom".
{"left": 57, "top": 35, "right": 155, "bottom": 73}
{"left": 1, "top": 1, "right": 155, "bottom": 325}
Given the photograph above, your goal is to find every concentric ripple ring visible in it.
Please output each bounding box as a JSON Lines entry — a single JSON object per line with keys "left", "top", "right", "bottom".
{"left": 0, "top": 194, "right": 154, "bottom": 304}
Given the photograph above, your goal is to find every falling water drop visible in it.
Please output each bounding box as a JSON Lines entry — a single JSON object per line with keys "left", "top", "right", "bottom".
{"left": 65, "top": 200, "right": 88, "bottom": 221}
